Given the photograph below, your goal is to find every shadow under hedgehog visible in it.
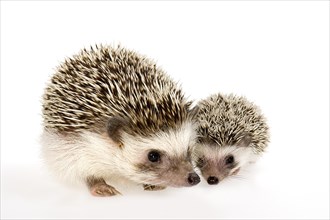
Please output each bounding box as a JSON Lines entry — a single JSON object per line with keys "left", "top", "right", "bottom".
{"left": 41, "top": 45, "right": 200, "bottom": 196}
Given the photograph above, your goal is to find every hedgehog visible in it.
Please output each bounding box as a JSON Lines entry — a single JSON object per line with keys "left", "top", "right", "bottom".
{"left": 40, "top": 45, "right": 200, "bottom": 196}
{"left": 192, "top": 93, "right": 269, "bottom": 185}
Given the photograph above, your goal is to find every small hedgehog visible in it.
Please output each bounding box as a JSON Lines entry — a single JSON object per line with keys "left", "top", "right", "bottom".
{"left": 192, "top": 93, "right": 269, "bottom": 185}
{"left": 41, "top": 45, "right": 200, "bottom": 196}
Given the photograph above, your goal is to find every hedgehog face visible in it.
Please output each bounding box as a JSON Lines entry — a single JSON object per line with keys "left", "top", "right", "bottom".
{"left": 134, "top": 148, "right": 200, "bottom": 187}
{"left": 193, "top": 134, "right": 258, "bottom": 185}
{"left": 109, "top": 121, "right": 200, "bottom": 187}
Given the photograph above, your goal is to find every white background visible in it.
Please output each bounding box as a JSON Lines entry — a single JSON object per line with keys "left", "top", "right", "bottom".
{"left": 1, "top": 1, "right": 329, "bottom": 219}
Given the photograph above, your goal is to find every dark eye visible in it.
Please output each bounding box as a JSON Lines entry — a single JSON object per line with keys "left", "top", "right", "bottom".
{"left": 197, "top": 157, "right": 205, "bottom": 168}
{"left": 225, "top": 155, "right": 234, "bottom": 165}
{"left": 148, "top": 151, "right": 161, "bottom": 162}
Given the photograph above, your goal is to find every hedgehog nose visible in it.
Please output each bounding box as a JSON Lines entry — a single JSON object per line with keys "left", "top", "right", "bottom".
{"left": 187, "top": 172, "right": 200, "bottom": 186}
{"left": 207, "top": 176, "right": 219, "bottom": 185}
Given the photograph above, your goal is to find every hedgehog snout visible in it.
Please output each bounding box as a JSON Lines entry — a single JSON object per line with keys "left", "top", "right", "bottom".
{"left": 207, "top": 176, "right": 219, "bottom": 185}
{"left": 187, "top": 172, "right": 200, "bottom": 186}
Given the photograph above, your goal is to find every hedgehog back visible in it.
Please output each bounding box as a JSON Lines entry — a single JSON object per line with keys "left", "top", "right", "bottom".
{"left": 42, "top": 46, "right": 189, "bottom": 136}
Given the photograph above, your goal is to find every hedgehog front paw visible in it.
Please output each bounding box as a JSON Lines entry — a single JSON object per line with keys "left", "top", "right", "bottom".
{"left": 143, "top": 184, "right": 166, "bottom": 191}
{"left": 90, "top": 183, "right": 121, "bottom": 196}
{"left": 87, "top": 177, "right": 121, "bottom": 196}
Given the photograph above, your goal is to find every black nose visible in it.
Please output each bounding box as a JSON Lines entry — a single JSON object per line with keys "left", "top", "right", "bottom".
{"left": 187, "top": 172, "right": 200, "bottom": 186}
{"left": 207, "top": 176, "right": 219, "bottom": 185}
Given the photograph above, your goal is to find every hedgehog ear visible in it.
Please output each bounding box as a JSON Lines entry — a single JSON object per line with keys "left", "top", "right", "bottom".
{"left": 107, "top": 116, "right": 129, "bottom": 147}
{"left": 236, "top": 133, "right": 252, "bottom": 147}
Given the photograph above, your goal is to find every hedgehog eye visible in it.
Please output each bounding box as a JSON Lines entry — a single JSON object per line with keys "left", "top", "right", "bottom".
{"left": 148, "top": 150, "right": 161, "bottom": 163}
{"left": 196, "top": 157, "right": 205, "bottom": 168}
{"left": 225, "top": 155, "right": 234, "bottom": 165}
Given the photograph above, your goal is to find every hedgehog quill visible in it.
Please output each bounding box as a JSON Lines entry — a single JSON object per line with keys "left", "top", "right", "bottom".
{"left": 193, "top": 93, "right": 269, "bottom": 185}
{"left": 41, "top": 45, "right": 200, "bottom": 196}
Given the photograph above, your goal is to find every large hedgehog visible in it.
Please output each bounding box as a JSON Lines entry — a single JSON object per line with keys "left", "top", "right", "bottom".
{"left": 193, "top": 93, "right": 269, "bottom": 185}
{"left": 41, "top": 45, "right": 200, "bottom": 196}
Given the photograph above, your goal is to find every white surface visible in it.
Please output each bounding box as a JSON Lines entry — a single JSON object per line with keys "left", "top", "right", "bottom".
{"left": 1, "top": 1, "right": 329, "bottom": 219}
